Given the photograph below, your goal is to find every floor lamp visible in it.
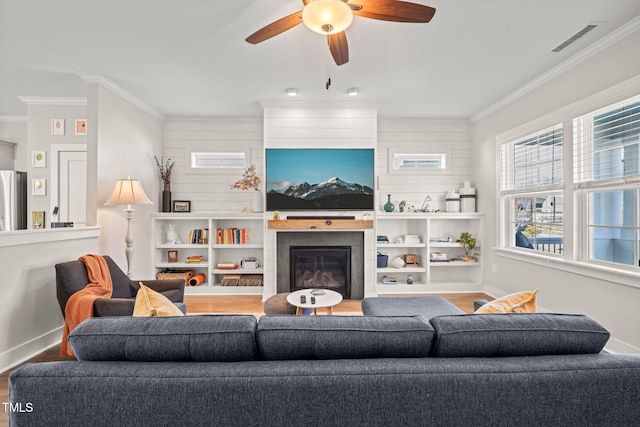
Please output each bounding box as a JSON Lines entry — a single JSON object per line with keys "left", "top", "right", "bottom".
{"left": 105, "top": 177, "right": 153, "bottom": 277}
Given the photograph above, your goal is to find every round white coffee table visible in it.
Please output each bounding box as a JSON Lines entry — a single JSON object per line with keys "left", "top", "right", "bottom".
{"left": 287, "top": 289, "right": 343, "bottom": 315}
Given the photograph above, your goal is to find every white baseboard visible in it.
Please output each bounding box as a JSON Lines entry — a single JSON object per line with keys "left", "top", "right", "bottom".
{"left": 604, "top": 337, "right": 640, "bottom": 354}
{"left": 0, "top": 327, "right": 63, "bottom": 374}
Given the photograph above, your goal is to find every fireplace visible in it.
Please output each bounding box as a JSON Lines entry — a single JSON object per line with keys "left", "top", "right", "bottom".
{"left": 290, "top": 246, "right": 351, "bottom": 298}
{"left": 276, "top": 231, "right": 365, "bottom": 299}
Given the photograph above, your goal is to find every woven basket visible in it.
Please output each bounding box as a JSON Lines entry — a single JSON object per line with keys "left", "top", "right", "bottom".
{"left": 157, "top": 270, "right": 195, "bottom": 280}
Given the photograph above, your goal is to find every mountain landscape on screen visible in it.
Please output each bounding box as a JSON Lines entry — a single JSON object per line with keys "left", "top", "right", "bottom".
{"left": 268, "top": 176, "right": 374, "bottom": 210}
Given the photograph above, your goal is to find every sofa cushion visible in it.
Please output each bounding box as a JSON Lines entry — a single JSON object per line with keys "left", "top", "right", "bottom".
{"left": 430, "top": 313, "right": 610, "bottom": 357}
{"left": 257, "top": 315, "right": 434, "bottom": 360}
{"left": 474, "top": 289, "right": 538, "bottom": 313}
{"left": 133, "top": 283, "right": 184, "bottom": 317}
{"left": 69, "top": 315, "right": 257, "bottom": 362}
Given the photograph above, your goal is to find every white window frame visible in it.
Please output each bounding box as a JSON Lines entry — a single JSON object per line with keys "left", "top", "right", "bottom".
{"left": 573, "top": 94, "right": 640, "bottom": 269}
{"left": 184, "top": 148, "right": 250, "bottom": 175}
{"left": 495, "top": 76, "right": 640, "bottom": 289}
{"left": 499, "top": 125, "right": 564, "bottom": 255}
{"left": 388, "top": 148, "right": 451, "bottom": 175}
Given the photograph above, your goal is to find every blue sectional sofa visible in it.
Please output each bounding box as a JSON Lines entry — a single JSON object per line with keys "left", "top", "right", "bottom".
{"left": 9, "top": 309, "right": 640, "bottom": 426}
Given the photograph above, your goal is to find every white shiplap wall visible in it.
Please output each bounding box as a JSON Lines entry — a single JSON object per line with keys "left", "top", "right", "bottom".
{"left": 262, "top": 102, "right": 377, "bottom": 148}
{"left": 164, "top": 116, "right": 473, "bottom": 213}
{"left": 163, "top": 119, "right": 264, "bottom": 212}
{"left": 377, "top": 119, "right": 472, "bottom": 212}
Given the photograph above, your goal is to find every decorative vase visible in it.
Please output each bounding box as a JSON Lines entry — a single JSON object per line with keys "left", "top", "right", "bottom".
{"left": 162, "top": 183, "right": 172, "bottom": 212}
{"left": 252, "top": 190, "right": 263, "bottom": 213}
{"left": 384, "top": 194, "right": 395, "bottom": 212}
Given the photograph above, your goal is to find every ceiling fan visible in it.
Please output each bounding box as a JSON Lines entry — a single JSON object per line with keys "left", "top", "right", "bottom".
{"left": 245, "top": 0, "right": 436, "bottom": 66}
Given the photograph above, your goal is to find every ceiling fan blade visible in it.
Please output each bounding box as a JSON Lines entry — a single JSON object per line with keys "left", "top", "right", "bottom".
{"left": 245, "top": 10, "right": 303, "bottom": 44}
{"left": 351, "top": 0, "right": 436, "bottom": 23}
{"left": 327, "top": 32, "right": 349, "bottom": 66}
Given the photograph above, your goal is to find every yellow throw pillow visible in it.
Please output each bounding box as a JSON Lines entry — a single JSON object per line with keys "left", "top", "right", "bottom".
{"left": 133, "top": 283, "right": 184, "bottom": 317}
{"left": 475, "top": 289, "right": 539, "bottom": 314}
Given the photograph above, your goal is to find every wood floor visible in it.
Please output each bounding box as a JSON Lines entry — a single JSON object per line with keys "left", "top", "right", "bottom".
{"left": 0, "top": 293, "right": 489, "bottom": 426}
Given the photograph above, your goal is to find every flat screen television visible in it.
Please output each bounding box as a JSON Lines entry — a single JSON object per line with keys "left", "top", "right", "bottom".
{"left": 265, "top": 148, "right": 375, "bottom": 211}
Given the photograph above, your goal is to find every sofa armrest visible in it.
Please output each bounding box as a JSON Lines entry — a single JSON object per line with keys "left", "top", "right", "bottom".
{"left": 93, "top": 298, "right": 135, "bottom": 317}
{"left": 131, "top": 279, "right": 185, "bottom": 301}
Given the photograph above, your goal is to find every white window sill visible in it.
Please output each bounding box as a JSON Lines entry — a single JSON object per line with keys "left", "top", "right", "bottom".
{"left": 496, "top": 247, "right": 640, "bottom": 290}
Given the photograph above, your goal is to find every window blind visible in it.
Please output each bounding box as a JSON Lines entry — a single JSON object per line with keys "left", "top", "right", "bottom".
{"left": 190, "top": 152, "right": 245, "bottom": 169}
{"left": 573, "top": 95, "right": 640, "bottom": 188}
{"left": 500, "top": 124, "right": 563, "bottom": 194}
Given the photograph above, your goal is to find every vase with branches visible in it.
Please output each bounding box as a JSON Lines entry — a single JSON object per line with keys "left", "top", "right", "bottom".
{"left": 230, "top": 164, "right": 261, "bottom": 191}
{"left": 154, "top": 156, "right": 175, "bottom": 189}
{"left": 154, "top": 155, "right": 174, "bottom": 212}
{"left": 231, "top": 165, "right": 262, "bottom": 212}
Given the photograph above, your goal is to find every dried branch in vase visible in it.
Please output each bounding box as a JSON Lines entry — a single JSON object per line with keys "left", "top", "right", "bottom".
{"left": 154, "top": 155, "right": 175, "bottom": 185}
{"left": 230, "top": 164, "right": 261, "bottom": 191}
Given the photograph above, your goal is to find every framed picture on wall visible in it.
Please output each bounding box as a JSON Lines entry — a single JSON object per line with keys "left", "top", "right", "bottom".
{"left": 75, "top": 119, "right": 87, "bottom": 135}
{"left": 173, "top": 200, "right": 191, "bottom": 212}
{"left": 167, "top": 250, "right": 179, "bottom": 263}
{"left": 51, "top": 119, "right": 65, "bottom": 136}
{"left": 32, "top": 151, "right": 46, "bottom": 167}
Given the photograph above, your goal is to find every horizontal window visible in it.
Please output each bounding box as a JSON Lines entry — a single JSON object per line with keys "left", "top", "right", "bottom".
{"left": 190, "top": 152, "right": 245, "bottom": 169}
{"left": 388, "top": 148, "right": 451, "bottom": 175}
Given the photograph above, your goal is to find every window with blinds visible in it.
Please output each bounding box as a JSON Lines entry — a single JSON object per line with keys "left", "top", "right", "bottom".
{"left": 499, "top": 125, "right": 564, "bottom": 254}
{"left": 574, "top": 95, "right": 640, "bottom": 268}
{"left": 573, "top": 95, "right": 640, "bottom": 186}
{"left": 190, "top": 152, "right": 245, "bottom": 169}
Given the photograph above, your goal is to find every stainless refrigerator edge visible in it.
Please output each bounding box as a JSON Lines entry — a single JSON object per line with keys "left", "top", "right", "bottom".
{"left": 0, "top": 170, "right": 27, "bottom": 231}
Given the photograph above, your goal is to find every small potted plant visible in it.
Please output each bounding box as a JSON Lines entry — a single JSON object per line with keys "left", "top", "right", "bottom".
{"left": 459, "top": 232, "right": 478, "bottom": 262}
{"left": 273, "top": 210, "right": 280, "bottom": 220}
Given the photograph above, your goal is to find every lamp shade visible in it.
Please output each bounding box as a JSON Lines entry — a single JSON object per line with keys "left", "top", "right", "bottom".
{"left": 302, "top": 0, "right": 353, "bottom": 35}
{"left": 105, "top": 178, "right": 153, "bottom": 206}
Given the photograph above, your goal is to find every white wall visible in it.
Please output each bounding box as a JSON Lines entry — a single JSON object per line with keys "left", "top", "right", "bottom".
{"left": 473, "top": 28, "right": 640, "bottom": 353}
{"left": 0, "top": 228, "right": 100, "bottom": 372}
{"left": 0, "top": 118, "right": 27, "bottom": 171}
{"left": 163, "top": 106, "right": 473, "bottom": 215}
{"left": 24, "top": 104, "right": 87, "bottom": 219}
{"left": 91, "top": 84, "right": 165, "bottom": 279}
{"left": 164, "top": 118, "right": 264, "bottom": 212}
{"left": 378, "top": 119, "right": 472, "bottom": 212}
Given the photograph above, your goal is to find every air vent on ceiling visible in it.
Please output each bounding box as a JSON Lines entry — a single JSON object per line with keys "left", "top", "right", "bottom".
{"left": 551, "top": 24, "right": 598, "bottom": 52}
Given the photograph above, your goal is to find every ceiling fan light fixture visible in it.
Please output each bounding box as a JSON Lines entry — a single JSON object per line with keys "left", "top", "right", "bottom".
{"left": 302, "top": 0, "right": 354, "bottom": 35}
{"left": 347, "top": 87, "right": 359, "bottom": 96}
{"left": 286, "top": 88, "right": 299, "bottom": 96}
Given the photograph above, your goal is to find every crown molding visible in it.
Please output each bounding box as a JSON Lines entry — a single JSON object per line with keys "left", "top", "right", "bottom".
{"left": 18, "top": 97, "right": 86, "bottom": 106}
{"left": 0, "top": 116, "right": 27, "bottom": 122}
{"left": 471, "top": 15, "right": 640, "bottom": 123}
{"left": 78, "top": 73, "right": 166, "bottom": 121}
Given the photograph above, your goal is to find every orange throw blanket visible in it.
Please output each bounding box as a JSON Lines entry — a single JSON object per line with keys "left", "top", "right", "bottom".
{"left": 60, "top": 254, "right": 113, "bottom": 356}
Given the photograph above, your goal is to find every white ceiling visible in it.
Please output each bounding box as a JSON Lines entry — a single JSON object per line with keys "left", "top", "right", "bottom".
{"left": 2, "top": 0, "right": 640, "bottom": 119}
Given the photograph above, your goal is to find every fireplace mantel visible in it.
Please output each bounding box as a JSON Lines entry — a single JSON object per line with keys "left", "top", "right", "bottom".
{"left": 267, "top": 219, "right": 374, "bottom": 230}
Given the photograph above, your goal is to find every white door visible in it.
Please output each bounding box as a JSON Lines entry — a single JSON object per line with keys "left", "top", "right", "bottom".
{"left": 59, "top": 151, "right": 87, "bottom": 226}
{"left": 51, "top": 144, "right": 87, "bottom": 227}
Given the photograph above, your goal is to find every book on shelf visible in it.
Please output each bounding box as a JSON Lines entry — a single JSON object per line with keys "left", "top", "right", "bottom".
{"left": 215, "top": 228, "right": 250, "bottom": 244}
{"left": 186, "top": 255, "right": 205, "bottom": 263}
{"left": 187, "top": 228, "right": 209, "bottom": 244}
{"left": 430, "top": 252, "right": 449, "bottom": 262}
{"left": 217, "top": 262, "right": 239, "bottom": 270}
{"left": 381, "top": 275, "right": 397, "bottom": 284}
